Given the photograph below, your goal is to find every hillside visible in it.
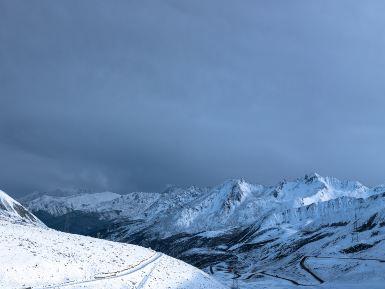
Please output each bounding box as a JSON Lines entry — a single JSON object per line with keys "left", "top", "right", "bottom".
{"left": 0, "top": 190, "right": 226, "bottom": 289}
{"left": 0, "top": 190, "right": 43, "bottom": 226}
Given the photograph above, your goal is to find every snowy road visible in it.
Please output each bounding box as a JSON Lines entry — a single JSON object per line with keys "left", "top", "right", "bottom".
{"left": 28, "top": 252, "right": 163, "bottom": 289}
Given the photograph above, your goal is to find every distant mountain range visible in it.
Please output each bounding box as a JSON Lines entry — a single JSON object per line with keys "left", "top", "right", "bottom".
{"left": 22, "top": 174, "right": 385, "bottom": 288}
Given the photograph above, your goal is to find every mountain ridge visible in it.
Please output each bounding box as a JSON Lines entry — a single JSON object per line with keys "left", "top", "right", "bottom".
{"left": 23, "top": 173, "right": 378, "bottom": 232}
{"left": 21, "top": 173, "right": 385, "bottom": 288}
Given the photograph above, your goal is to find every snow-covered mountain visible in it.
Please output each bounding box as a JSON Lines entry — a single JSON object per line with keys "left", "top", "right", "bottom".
{"left": 24, "top": 174, "right": 377, "bottom": 234}
{"left": 22, "top": 174, "right": 385, "bottom": 288}
{"left": 0, "top": 189, "right": 43, "bottom": 226}
{"left": 0, "top": 190, "right": 226, "bottom": 289}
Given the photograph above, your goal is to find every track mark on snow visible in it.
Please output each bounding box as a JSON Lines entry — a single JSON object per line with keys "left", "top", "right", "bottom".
{"left": 135, "top": 256, "right": 162, "bottom": 289}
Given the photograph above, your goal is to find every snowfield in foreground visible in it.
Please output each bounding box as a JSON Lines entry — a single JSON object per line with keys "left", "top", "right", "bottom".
{"left": 0, "top": 215, "right": 226, "bottom": 289}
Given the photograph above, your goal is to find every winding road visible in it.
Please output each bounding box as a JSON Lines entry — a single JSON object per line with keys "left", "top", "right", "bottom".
{"left": 300, "top": 256, "right": 324, "bottom": 284}
{"left": 245, "top": 255, "right": 385, "bottom": 287}
{"left": 300, "top": 255, "right": 385, "bottom": 285}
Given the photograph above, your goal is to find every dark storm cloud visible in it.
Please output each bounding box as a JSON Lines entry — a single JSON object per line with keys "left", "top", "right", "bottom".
{"left": 1, "top": 0, "right": 385, "bottom": 196}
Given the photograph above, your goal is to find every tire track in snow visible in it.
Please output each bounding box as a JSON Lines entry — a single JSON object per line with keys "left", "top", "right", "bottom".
{"left": 135, "top": 256, "right": 162, "bottom": 289}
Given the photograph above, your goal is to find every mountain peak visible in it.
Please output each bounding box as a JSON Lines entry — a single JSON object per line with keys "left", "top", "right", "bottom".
{"left": 301, "top": 172, "right": 323, "bottom": 184}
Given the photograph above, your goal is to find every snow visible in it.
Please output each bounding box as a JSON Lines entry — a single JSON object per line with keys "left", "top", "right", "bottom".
{"left": 27, "top": 191, "right": 121, "bottom": 216}
{"left": 24, "top": 174, "right": 378, "bottom": 233}
{"left": 20, "top": 174, "right": 385, "bottom": 289}
{"left": 0, "top": 191, "right": 227, "bottom": 289}
{"left": 0, "top": 189, "right": 44, "bottom": 226}
{"left": 270, "top": 173, "right": 370, "bottom": 208}
{"left": 0, "top": 221, "right": 226, "bottom": 289}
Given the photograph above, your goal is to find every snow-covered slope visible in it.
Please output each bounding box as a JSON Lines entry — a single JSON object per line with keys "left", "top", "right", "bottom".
{"left": 0, "top": 190, "right": 226, "bottom": 289}
{"left": 0, "top": 189, "right": 43, "bottom": 226}
{"left": 22, "top": 174, "right": 385, "bottom": 288}
{"left": 0, "top": 220, "right": 226, "bottom": 289}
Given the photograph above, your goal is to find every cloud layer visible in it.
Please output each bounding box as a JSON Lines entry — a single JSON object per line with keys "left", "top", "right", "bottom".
{"left": 1, "top": 0, "right": 385, "bottom": 196}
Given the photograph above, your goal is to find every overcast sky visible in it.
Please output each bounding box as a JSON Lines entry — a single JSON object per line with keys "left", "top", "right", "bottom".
{"left": 1, "top": 1, "right": 385, "bottom": 196}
